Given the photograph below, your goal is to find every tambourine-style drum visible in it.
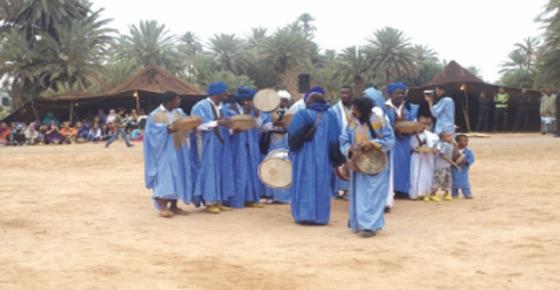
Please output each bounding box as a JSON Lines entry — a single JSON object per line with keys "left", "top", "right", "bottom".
{"left": 230, "top": 114, "right": 256, "bottom": 131}
{"left": 352, "top": 146, "right": 388, "bottom": 175}
{"left": 394, "top": 121, "right": 423, "bottom": 134}
{"left": 254, "top": 89, "right": 281, "bottom": 112}
{"left": 172, "top": 116, "right": 202, "bottom": 132}
{"left": 258, "top": 149, "right": 292, "bottom": 189}
{"left": 415, "top": 146, "right": 434, "bottom": 154}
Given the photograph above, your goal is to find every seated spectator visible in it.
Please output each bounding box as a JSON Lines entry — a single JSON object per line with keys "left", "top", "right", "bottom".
{"left": 8, "top": 123, "right": 26, "bottom": 145}
{"left": 45, "top": 122, "right": 63, "bottom": 144}
{"left": 42, "top": 112, "right": 60, "bottom": 127}
{"left": 24, "top": 122, "right": 42, "bottom": 145}
{"left": 59, "top": 122, "right": 77, "bottom": 144}
{"left": 97, "top": 109, "right": 107, "bottom": 125}
{"left": 75, "top": 122, "right": 90, "bottom": 143}
{"left": 0, "top": 122, "right": 10, "bottom": 145}
{"left": 106, "top": 109, "right": 117, "bottom": 124}
{"left": 87, "top": 123, "right": 103, "bottom": 142}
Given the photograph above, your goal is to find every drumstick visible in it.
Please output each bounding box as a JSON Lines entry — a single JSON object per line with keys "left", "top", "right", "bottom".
{"left": 440, "top": 155, "right": 461, "bottom": 170}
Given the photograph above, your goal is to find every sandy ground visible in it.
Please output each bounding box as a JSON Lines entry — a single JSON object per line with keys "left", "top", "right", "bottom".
{"left": 1, "top": 134, "right": 560, "bottom": 290}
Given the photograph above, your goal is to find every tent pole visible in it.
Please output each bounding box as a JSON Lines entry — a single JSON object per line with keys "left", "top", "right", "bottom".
{"left": 31, "top": 101, "right": 40, "bottom": 121}
{"left": 69, "top": 101, "right": 75, "bottom": 124}
{"left": 462, "top": 86, "right": 471, "bottom": 132}
{"left": 134, "top": 90, "right": 140, "bottom": 113}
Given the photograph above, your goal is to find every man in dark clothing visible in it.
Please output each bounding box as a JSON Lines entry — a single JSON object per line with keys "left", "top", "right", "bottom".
{"left": 513, "top": 89, "right": 532, "bottom": 132}
{"left": 476, "top": 92, "right": 492, "bottom": 132}
{"left": 494, "top": 87, "right": 510, "bottom": 131}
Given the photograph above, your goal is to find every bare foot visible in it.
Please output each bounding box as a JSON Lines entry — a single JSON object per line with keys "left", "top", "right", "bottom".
{"left": 159, "top": 209, "right": 174, "bottom": 218}
{"left": 170, "top": 207, "right": 189, "bottom": 215}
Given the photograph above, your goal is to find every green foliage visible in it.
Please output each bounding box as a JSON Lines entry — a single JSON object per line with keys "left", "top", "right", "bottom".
{"left": 536, "top": 0, "right": 560, "bottom": 87}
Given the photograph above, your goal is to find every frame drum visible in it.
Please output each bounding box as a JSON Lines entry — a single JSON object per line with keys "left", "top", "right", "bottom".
{"left": 258, "top": 149, "right": 292, "bottom": 188}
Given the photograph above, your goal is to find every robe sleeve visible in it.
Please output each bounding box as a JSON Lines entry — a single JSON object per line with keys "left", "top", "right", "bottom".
{"left": 192, "top": 102, "right": 218, "bottom": 131}
{"left": 371, "top": 121, "right": 395, "bottom": 153}
{"left": 327, "top": 111, "right": 346, "bottom": 167}
{"left": 288, "top": 110, "right": 309, "bottom": 151}
{"left": 143, "top": 115, "right": 168, "bottom": 189}
{"left": 339, "top": 126, "right": 352, "bottom": 159}
{"left": 431, "top": 98, "right": 447, "bottom": 118}
{"left": 465, "top": 149, "right": 475, "bottom": 167}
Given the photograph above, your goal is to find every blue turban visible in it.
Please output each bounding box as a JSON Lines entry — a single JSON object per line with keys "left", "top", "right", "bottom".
{"left": 363, "top": 87, "right": 385, "bottom": 107}
{"left": 304, "top": 86, "right": 325, "bottom": 101}
{"left": 387, "top": 82, "right": 408, "bottom": 96}
{"left": 207, "top": 81, "right": 228, "bottom": 96}
{"left": 234, "top": 86, "right": 256, "bottom": 101}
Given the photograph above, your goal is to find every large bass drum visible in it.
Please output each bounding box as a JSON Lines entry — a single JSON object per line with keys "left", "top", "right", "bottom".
{"left": 258, "top": 149, "right": 292, "bottom": 189}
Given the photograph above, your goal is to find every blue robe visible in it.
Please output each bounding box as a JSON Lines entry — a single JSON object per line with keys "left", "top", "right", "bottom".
{"left": 143, "top": 106, "right": 196, "bottom": 205}
{"left": 432, "top": 96, "right": 455, "bottom": 134}
{"left": 331, "top": 101, "right": 352, "bottom": 195}
{"left": 452, "top": 148, "right": 475, "bottom": 197}
{"left": 288, "top": 106, "right": 340, "bottom": 225}
{"left": 261, "top": 112, "right": 291, "bottom": 203}
{"left": 191, "top": 99, "right": 233, "bottom": 205}
{"left": 385, "top": 103, "right": 419, "bottom": 195}
{"left": 223, "top": 103, "right": 264, "bottom": 208}
{"left": 340, "top": 120, "right": 395, "bottom": 232}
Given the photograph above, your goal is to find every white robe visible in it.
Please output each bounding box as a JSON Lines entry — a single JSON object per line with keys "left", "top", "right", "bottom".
{"left": 409, "top": 130, "right": 439, "bottom": 199}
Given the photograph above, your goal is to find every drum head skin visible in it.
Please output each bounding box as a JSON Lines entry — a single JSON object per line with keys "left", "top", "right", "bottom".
{"left": 258, "top": 149, "right": 292, "bottom": 188}
{"left": 172, "top": 116, "right": 202, "bottom": 132}
{"left": 254, "top": 89, "right": 281, "bottom": 112}
{"left": 394, "top": 121, "right": 423, "bottom": 134}
{"left": 230, "top": 115, "right": 256, "bottom": 131}
{"left": 353, "top": 147, "right": 387, "bottom": 175}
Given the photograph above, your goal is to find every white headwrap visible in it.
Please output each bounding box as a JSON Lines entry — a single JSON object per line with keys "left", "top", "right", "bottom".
{"left": 278, "top": 90, "right": 291, "bottom": 100}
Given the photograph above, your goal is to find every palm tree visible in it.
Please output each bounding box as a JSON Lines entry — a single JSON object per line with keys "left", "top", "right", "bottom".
{"left": 514, "top": 37, "right": 539, "bottom": 72}
{"left": 501, "top": 49, "right": 528, "bottom": 72}
{"left": 335, "top": 46, "right": 371, "bottom": 92}
{"left": 208, "top": 33, "right": 248, "bottom": 74}
{"left": 259, "top": 28, "right": 314, "bottom": 98}
{"left": 536, "top": 0, "right": 560, "bottom": 87}
{"left": 247, "top": 27, "right": 268, "bottom": 48}
{"left": 364, "top": 27, "right": 418, "bottom": 84}
{"left": 179, "top": 31, "right": 203, "bottom": 57}
{"left": 1, "top": 0, "right": 88, "bottom": 43}
{"left": 297, "top": 13, "right": 316, "bottom": 39}
{"left": 121, "top": 20, "right": 182, "bottom": 74}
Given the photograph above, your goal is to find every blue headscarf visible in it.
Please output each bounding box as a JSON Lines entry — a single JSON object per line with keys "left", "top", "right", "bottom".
{"left": 234, "top": 86, "right": 256, "bottom": 101}
{"left": 387, "top": 82, "right": 408, "bottom": 96}
{"left": 363, "top": 87, "right": 385, "bottom": 107}
{"left": 208, "top": 82, "right": 228, "bottom": 96}
{"left": 304, "top": 86, "right": 325, "bottom": 102}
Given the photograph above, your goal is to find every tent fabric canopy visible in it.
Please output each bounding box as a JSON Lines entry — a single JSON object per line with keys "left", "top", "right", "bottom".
{"left": 2, "top": 64, "right": 205, "bottom": 123}
{"left": 428, "top": 60, "right": 483, "bottom": 85}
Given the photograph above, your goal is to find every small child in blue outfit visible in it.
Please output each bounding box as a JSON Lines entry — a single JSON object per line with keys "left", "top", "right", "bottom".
{"left": 452, "top": 134, "right": 475, "bottom": 199}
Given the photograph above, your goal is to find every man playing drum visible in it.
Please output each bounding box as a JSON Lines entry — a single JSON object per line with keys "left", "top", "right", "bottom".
{"left": 340, "top": 96, "right": 395, "bottom": 238}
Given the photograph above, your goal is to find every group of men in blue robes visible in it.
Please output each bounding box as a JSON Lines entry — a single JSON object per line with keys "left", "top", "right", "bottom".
{"left": 143, "top": 81, "right": 457, "bottom": 238}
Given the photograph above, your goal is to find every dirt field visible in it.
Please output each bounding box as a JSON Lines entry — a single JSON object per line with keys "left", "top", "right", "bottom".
{"left": 1, "top": 134, "right": 559, "bottom": 290}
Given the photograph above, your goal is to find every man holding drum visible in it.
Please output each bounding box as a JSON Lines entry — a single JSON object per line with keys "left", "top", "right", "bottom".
{"left": 143, "top": 91, "right": 196, "bottom": 218}
{"left": 191, "top": 82, "right": 235, "bottom": 214}
{"left": 385, "top": 82, "right": 419, "bottom": 202}
{"left": 340, "top": 96, "right": 395, "bottom": 237}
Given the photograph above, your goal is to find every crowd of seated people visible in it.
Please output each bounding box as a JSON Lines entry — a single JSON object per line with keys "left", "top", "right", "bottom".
{"left": 0, "top": 108, "right": 146, "bottom": 146}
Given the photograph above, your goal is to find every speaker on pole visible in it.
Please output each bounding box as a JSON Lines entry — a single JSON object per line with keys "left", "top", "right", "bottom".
{"left": 298, "top": 74, "right": 310, "bottom": 93}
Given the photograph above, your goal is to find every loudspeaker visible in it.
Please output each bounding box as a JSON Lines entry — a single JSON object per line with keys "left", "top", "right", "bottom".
{"left": 298, "top": 74, "right": 310, "bottom": 93}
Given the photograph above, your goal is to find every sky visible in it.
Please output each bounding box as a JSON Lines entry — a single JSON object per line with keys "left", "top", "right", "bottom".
{"left": 92, "top": 0, "right": 548, "bottom": 83}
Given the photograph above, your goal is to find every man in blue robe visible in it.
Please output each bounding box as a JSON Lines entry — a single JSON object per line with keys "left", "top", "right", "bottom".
{"left": 363, "top": 87, "right": 395, "bottom": 211}
{"left": 261, "top": 90, "right": 292, "bottom": 204}
{"left": 426, "top": 85, "right": 456, "bottom": 135}
{"left": 331, "top": 85, "right": 354, "bottom": 199}
{"left": 191, "top": 82, "right": 233, "bottom": 214}
{"left": 288, "top": 87, "right": 345, "bottom": 225}
{"left": 223, "top": 86, "right": 265, "bottom": 208}
{"left": 384, "top": 82, "right": 419, "bottom": 200}
{"left": 340, "top": 96, "right": 395, "bottom": 237}
{"left": 144, "top": 91, "right": 196, "bottom": 218}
